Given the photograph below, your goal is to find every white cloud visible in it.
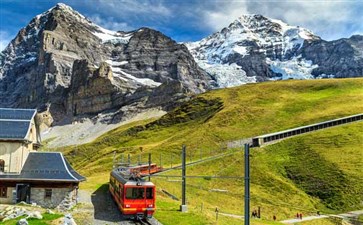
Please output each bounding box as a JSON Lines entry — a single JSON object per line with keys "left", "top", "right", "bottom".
{"left": 0, "top": 31, "right": 12, "bottom": 51}
{"left": 86, "top": 0, "right": 171, "bottom": 19}
{"left": 199, "top": 1, "right": 363, "bottom": 40}
{"left": 245, "top": 1, "right": 363, "bottom": 40}
{"left": 202, "top": 2, "right": 249, "bottom": 31}
{"left": 89, "top": 14, "right": 133, "bottom": 31}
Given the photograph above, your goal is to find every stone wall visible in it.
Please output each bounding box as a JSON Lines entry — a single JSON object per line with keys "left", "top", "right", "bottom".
{"left": 30, "top": 187, "right": 77, "bottom": 208}
{"left": 0, "top": 187, "right": 15, "bottom": 204}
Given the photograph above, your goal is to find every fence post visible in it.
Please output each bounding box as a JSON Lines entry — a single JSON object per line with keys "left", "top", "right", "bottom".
{"left": 160, "top": 153, "right": 162, "bottom": 168}
{"left": 171, "top": 153, "right": 173, "bottom": 169}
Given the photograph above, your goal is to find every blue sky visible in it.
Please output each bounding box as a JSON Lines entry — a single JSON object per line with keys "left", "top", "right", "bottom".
{"left": 1, "top": 0, "right": 362, "bottom": 50}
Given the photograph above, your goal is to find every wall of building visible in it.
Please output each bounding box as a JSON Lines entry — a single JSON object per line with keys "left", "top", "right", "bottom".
{"left": 26, "top": 117, "right": 40, "bottom": 150}
{"left": 30, "top": 187, "right": 77, "bottom": 208}
{"left": 0, "top": 142, "right": 30, "bottom": 173}
{"left": 0, "top": 187, "right": 15, "bottom": 204}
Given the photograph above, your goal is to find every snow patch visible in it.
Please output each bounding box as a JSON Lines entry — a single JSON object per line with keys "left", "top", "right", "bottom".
{"left": 105, "top": 60, "right": 128, "bottom": 66}
{"left": 197, "top": 60, "right": 256, "bottom": 88}
{"left": 267, "top": 56, "right": 318, "bottom": 80}
{"left": 105, "top": 60, "right": 162, "bottom": 87}
{"left": 233, "top": 46, "right": 248, "bottom": 56}
{"left": 93, "top": 26, "right": 133, "bottom": 44}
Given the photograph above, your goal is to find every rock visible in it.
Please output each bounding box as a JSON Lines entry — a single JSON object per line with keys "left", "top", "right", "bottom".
{"left": 46, "top": 209, "right": 55, "bottom": 214}
{"left": 26, "top": 211, "right": 43, "bottom": 219}
{"left": 298, "top": 35, "right": 363, "bottom": 78}
{"left": 17, "top": 218, "right": 28, "bottom": 225}
{"left": 63, "top": 214, "right": 77, "bottom": 225}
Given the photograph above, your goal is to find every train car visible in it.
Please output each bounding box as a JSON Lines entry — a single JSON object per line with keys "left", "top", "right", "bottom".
{"left": 129, "top": 163, "right": 163, "bottom": 176}
{"left": 109, "top": 166, "right": 156, "bottom": 220}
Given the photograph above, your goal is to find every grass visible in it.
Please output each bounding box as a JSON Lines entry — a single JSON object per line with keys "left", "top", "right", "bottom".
{"left": 151, "top": 122, "right": 362, "bottom": 224}
{"left": 0, "top": 213, "right": 63, "bottom": 225}
{"left": 44, "top": 78, "right": 363, "bottom": 225}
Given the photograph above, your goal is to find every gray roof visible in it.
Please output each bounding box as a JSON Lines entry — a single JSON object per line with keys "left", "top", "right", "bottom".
{"left": 0, "top": 108, "right": 36, "bottom": 120}
{"left": 0, "top": 108, "right": 37, "bottom": 141}
{"left": 0, "top": 152, "right": 85, "bottom": 182}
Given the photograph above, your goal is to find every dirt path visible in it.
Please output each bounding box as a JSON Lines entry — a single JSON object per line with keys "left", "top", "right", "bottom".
{"left": 280, "top": 210, "right": 363, "bottom": 224}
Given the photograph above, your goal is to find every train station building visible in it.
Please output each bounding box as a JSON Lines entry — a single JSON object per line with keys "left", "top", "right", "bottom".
{"left": 0, "top": 108, "right": 85, "bottom": 208}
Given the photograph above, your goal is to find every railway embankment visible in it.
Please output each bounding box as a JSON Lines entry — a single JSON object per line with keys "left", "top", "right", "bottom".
{"left": 226, "top": 113, "right": 363, "bottom": 148}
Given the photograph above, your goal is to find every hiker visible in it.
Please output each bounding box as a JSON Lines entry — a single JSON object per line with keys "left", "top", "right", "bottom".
{"left": 273, "top": 215, "right": 276, "bottom": 221}
{"left": 317, "top": 211, "right": 320, "bottom": 216}
{"left": 299, "top": 213, "right": 303, "bottom": 219}
{"left": 296, "top": 213, "right": 299, "bottom": 219}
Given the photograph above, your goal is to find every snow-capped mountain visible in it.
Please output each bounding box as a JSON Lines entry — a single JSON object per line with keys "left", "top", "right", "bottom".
{"left": 0, "top": 3, "right": 213, "bottom": 123}
{"left": 186, "top": 14, "right": 363, "bottom": 87}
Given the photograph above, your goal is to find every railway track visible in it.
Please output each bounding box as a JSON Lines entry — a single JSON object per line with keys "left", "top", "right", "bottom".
{"left": 133, "top": 219, "right": 152, "bottom": 225}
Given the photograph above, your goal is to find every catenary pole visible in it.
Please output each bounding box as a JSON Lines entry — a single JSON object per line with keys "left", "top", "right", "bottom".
{"left": 244, "top": 143, "right": 250, "bottom": 225}
{"left": 180, "top": 145, "right": 187, "bottom": 212}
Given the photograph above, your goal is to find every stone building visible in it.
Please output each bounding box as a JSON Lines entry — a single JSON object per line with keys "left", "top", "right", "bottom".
{"left": 0, "top": 108, "right": 84, "bottom": 208}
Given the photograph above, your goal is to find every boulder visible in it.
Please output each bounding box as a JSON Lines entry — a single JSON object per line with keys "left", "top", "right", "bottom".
{"left": 17, "top": 218, "right": 29, "bottom": 225}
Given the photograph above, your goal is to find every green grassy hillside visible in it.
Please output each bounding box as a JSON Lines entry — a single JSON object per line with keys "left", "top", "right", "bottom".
{"left": 152, "top": 121, "right": 362, "bottom": 224}
{"left": 60, "top": 78, "right": 363, "bottom": 176}
{"left": 47, "top": 78, "right": 363, "bottom": 224}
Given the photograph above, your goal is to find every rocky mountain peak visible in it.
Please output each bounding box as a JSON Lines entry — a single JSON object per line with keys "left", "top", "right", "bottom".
{"left": 186, "top": 14, "right": 362, "bottom": 87}
{"left": 0, "top": 3, "right": 213, "bottom": 124}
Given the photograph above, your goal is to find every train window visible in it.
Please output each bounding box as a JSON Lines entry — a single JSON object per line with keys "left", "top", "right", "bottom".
{"left": 146, "top": 188, "right": 153, "bottom": 199}
{"left": 125, "top": 188, "right": 144, "bottom": 199}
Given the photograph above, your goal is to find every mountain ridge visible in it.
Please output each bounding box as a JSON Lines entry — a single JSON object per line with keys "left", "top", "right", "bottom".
{"left": 1, "top": 5, "right": 362, "bottom": 125}
{"left": 186, "top": 14, "right": 363, "bottom": 87}
{"left": 0, "top": 3, "right": 213, "bottom": 124}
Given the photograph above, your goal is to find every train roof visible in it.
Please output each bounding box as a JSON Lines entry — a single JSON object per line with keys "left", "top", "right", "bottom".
{"left": 111, "top": 167, "right": 154, "bottom": 186}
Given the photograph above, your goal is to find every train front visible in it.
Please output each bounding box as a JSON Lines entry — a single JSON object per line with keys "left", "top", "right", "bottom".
{"left": 123, "top": 180, "right": 156, "bottom": 220}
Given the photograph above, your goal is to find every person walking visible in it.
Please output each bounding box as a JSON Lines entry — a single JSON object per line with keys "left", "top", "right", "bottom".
{"left": 273, "top": 215, "right": 276, "bottom": 221}
{"left": 299, "top": 213, "right": 303, "bottom": 220}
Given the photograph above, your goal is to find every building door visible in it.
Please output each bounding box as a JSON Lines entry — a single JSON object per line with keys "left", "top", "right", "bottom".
{"left": 0, "top": 159, "right": 4, "bottom": 172}
{"left": 16, "top": 184, "right": 30, "bottom": 203}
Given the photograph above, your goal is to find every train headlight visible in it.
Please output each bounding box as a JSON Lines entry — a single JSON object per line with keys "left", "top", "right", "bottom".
{"left": 125, "top": 204, "right": 130, "bottom": 208}
{"left": 148, "top": 204, "right": 153, "bottom": 208}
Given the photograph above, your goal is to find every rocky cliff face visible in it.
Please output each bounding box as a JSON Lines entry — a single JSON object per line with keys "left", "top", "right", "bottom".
{"left": 299, "top": 35, "right": 363, "bottom": 78}
{"left": 186, "top": 14, "right": 363, "bottom": 87}
{"left": 0, "top": 3, "right": 213, "bottom": 123}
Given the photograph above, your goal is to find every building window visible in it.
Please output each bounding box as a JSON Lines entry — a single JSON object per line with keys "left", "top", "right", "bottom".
{"left": 45, "top": 189, "right": 52, "bottom": 199}
{"left": 0, "top": 159, "right": 4, "bottom": 172}
{"left": 0, "top": 187, "right": 7, "bottom": 198}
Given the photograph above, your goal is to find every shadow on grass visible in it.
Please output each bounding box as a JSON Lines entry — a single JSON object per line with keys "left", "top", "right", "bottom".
{"left": 91, "top": 183, "right": 124, "bottom": 222}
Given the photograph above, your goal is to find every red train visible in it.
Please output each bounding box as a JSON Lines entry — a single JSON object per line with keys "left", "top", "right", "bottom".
{"left": 129, "top": 163, "right": 163, "bottom": 176}
{"left": 109, "top": 166, "right": 156, "bottom": 220}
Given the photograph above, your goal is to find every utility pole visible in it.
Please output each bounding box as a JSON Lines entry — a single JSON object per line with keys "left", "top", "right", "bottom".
{"left": 180, "top": 145, "right": 187, "bottom": 212}
{"left": 244, "top": 143, "right": 250, "bottom": 225}
{"left": 148, "top": 153, "right": 151, "bottom": 182}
